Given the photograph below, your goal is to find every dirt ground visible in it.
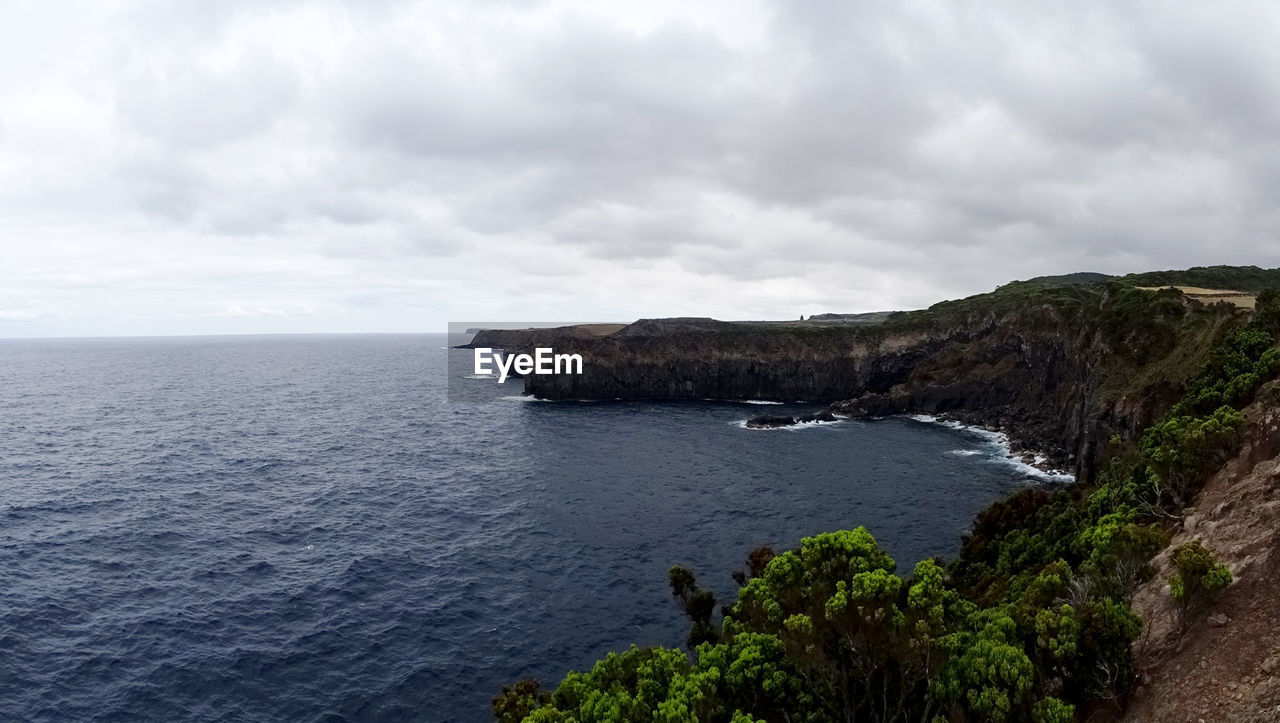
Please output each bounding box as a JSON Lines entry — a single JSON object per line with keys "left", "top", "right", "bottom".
{"left": 1123, "top": 548, "right": 1280, "bottom": 721}
{"left": 1119, "top": 399, "right": 1280, "bottom": 721}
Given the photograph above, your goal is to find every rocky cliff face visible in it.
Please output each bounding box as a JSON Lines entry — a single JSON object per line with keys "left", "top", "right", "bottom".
{"left": 462, "top": 324, "right": 624, "bottom": 349}
{"left": 521, "top": 319, "right": 944, "bottom": 403}
{"left": 1121, "top": 383, "right": 1280, "bottom": 721}
{"left": 509, "top": 286, "right": 1245, "bottom": 479}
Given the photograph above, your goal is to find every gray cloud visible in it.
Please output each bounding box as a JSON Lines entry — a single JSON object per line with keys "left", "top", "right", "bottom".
{"left": 1, "top": 0, "right": 1279, "bottom": 336}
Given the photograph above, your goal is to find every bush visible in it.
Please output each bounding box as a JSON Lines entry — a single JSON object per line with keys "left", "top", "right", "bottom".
{"left": 1139, "top": 406, "right": 1245, "bottom": 505}
{"left": 1168, "top": 541, "right": 1232, "bottom": 629}
{"left": 493, "top": 680, "right": 551, "bottom": 723}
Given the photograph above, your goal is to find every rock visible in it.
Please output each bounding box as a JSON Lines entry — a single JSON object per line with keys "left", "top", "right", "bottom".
{"left": 745, "top": 409, "right": 839, "bottom": 429}
{"left": 1213, "top": 499, "right": 1233, "bottom": 517}
{"left": 1185, "top": 515, "right": 1199, "bottom": 533}
{"left": 745, "top": 414, "right": 798, "bottom": 429}
{"left": 1021, "top": 454, "right": 1036, "bottom": 464}
{"left": 1208, "top": 613, "right": 1229, "bottom": 627}
{"left": 1262, "top": 656, "right": 1278, "bottom": 674}
{"left": 809, "top": 409, "right": 838, "bottom": 423}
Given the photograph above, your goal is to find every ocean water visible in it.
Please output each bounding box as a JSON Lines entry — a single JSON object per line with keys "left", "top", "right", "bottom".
{"left": 0, "top": 334, "right": 1052, "bottom": 721}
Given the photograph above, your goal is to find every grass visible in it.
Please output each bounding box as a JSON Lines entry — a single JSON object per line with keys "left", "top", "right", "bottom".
{"left": 1135, "top": 286, "right": 1256, "bottom": 309}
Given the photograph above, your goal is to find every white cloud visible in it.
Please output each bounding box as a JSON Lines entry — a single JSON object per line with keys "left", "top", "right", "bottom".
{"left": 1, "top": 0, "right": 1279, "bottom": 337}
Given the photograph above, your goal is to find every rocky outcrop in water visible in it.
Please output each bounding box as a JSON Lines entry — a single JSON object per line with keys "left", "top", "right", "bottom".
{"left": 745, "top": 410, "right": 839, "bottom": 429}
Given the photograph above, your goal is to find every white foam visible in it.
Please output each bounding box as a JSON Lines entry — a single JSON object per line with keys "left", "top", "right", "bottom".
{"left": 735, "top": 418, "right": 842, "bottom": 431}
{"left": 995, "top": 455, "right": 1075, "bottom": 482}
{"left": 702, "top": 398, "right": 787, "bottom": 404}
{"left": 499, "top": 395, "right": 547, "bottom": 402}
{"left": 909, "top": 414, "right": 1075, "bottom": 482}
{"left": 464, "top": 374, "right": 495, "bottom": 380}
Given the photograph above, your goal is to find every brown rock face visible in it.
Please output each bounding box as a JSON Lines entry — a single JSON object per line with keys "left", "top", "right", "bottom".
{"left": 520, "top": 287, "right": 1242, "bottom": 478}
{"left": 1122, "top": 387, "right": 1280, "bottom": 722}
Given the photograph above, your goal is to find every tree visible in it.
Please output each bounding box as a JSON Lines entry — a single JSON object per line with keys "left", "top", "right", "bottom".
{"left": 726, "top": 528, "right": 957, "bottom": 721}
{"left": 669, "top": 565, "right": 719, "bottom": 648}
{"left": 933, "top": 611, "right": 1034, "bottom": 722}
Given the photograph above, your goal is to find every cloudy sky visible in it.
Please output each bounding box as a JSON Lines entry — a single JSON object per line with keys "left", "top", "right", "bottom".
{"left": 1, "top": 1, "right": 1278, "bottom": 336}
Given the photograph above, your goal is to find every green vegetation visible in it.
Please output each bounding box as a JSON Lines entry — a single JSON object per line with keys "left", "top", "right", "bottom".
{"left": 496, "top": 278, "right": 1280, "bottom": 722}
{"left": 1120, "top": 265, "right": 1280, "bottom": 292}
{"left": 1168, "top": 541, "right": 1232, "bottom": 630}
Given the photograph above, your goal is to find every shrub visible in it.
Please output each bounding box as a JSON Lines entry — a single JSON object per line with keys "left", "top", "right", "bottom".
{"left": 493, "top": 680, "right": 550, "bottom": 723}
{"left": 1140, "top": 406, "right": 1245, "bottom": 505}
{"left": 1168, "top": 541, "right": 1232, "bottom": 629}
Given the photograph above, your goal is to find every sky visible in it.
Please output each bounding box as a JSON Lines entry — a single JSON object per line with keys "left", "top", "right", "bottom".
{"left": 2, "top": 1, "right": 1279, "bottom": 337}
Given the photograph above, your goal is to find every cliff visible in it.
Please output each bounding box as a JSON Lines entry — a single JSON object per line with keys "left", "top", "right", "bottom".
{"left": 461, "top": 323, "right": 625, "bottom": 349}
{"left": 491, "top": 266, "right": 1280, "bottom": 722}
{"left": 1120, "top": 382, "right": 1280, "bottom": 721}
{"left": 513, "top": 272, "right": 1272, "bottom": 478}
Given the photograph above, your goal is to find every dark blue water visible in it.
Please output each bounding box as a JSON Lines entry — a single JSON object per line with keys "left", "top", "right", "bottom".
{"left": 0, "top": 334, "right": 1048, "bottom": 721}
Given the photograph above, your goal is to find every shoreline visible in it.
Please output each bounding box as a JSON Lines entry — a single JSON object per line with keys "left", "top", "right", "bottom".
{"left": 737, "top": 405, "right": 1077, "bottom": 482}
{"left": 905, "top": 413, "right": 1076, "bottom": 482}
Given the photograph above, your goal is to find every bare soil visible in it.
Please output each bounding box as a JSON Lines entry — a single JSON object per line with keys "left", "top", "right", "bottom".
{"left": 1120, "top": 394, "right": 1280, "bottom": 721}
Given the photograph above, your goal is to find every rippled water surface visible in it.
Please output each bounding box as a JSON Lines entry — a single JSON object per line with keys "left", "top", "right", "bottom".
{"left": 0, "top": 334, "right": 1048, "bottom": 721}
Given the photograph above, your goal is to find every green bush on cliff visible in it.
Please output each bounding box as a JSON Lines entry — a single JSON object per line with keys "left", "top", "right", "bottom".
{"left": 1138, "top": 406, "right": 1245, "bottom": 506}
{"left": 1168, "top": 541, "right": 1232, "bottom": 630}
{"left": 506, "top": 528, "right": 1110, "bottom": 722}
{"left": 1171, "top": 326, "right": 1276, "bottom": 416}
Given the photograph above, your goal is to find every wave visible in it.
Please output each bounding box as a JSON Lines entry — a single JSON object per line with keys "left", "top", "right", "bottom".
{"left": 733, "top": 418, "right": 842, "bottom": 431}
{"left": 995, "top": 453, "right": 1075, "bottom": 483}
{"left": 908, "top": 415, "right": 1075, "bottom": 482}
{"left": 699, "top": 398, "right": 787, "bottom": 405}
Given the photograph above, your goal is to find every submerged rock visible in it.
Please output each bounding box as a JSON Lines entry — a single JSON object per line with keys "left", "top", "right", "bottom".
{"left": 746, "top": 409, "right": 839, "bottom": 429}
{"left": 746, "top": 414, "right": 798, "bottom": 429}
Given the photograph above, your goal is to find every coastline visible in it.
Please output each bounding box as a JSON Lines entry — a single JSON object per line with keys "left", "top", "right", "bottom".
{"left": 736, "top": 404, "right": 1077, "bottom": 482}
{"left": 905, "top": 413, "right": 1076, "bottom": 482}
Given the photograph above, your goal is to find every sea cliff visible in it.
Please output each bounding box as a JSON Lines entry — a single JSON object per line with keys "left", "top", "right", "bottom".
{"left": 497, "top": 271, "right": 1274, "bottom": 478}
{"left": 492, "top": 265, "right": 1280, "bottom": 722}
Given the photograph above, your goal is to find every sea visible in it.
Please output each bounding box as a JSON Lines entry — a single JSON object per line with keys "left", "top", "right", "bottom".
{"left": 0, "top": 334, "right": 1065, "bottom": 721}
